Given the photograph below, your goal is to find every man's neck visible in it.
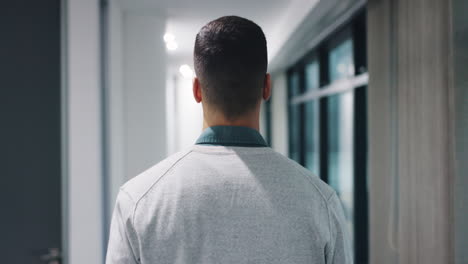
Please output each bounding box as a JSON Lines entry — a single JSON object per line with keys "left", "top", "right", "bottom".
{"left": 202, "top": 118, "right": 259, "bottom": 131}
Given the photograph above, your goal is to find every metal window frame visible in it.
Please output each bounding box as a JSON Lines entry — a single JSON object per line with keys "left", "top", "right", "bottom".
{"left": 351, "top": 11, "right": 369, "bottom": 264}
{"left": 290, "top": 73, "right": 368, "bottom": 104}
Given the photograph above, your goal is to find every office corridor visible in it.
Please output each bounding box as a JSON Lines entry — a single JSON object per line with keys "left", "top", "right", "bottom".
{"left": 1, "top": 0, "right": 466, "bottom": 263}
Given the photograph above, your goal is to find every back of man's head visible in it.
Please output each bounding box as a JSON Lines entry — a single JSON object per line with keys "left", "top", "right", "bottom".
{"left": 194, "top": 16, "right": 268, "bottom": 120}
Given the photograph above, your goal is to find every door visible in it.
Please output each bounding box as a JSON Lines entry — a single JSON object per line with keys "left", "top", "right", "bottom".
{"left": 0, "top": 1, "right": 63, "bottom": 263}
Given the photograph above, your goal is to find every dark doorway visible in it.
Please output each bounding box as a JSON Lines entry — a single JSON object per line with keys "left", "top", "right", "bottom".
{"left": 0, "top": 0, "right": 63, "bottom": 263}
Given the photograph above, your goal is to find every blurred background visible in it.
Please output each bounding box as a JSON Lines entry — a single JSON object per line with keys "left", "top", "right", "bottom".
{"left": 1, "top": 0, "right": 467, "bottom": 263}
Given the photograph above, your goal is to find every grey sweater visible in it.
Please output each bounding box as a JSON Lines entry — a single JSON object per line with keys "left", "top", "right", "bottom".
{"left": 106, "top": 145, "right": 352, "bottom": 264}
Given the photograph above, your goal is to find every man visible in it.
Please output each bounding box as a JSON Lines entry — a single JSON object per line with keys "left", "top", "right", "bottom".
{"left": 106, "top": 16, "right": 352, "bottom": 264}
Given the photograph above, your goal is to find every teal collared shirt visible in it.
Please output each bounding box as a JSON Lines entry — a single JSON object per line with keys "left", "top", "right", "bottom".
{"left": 195, "top": 126, "right": 268, "bottom": 147}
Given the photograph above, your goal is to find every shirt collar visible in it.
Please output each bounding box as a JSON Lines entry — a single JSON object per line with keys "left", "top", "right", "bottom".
{"left": 195, "top": 126, "right": 268, "bottom": 147}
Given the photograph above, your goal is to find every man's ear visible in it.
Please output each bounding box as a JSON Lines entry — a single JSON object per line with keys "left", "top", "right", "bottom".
{"left": 263, "top": 73, "right": 271, "bottom": 101}
{"left": 193, "top": 77, "right": 202, "bottom": 103}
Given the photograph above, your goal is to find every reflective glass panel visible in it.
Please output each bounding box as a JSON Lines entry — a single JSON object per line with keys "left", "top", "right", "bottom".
{"left": 289, "top": 72, "right": 301, "bottom": 163}
{"left": 328, "top": 38, "right": 355, "bottom": 241}
{"left": 304, "top": 60, "right": 320, "bottom": 175}
{"left": 329, "top": 39, "right": 354, "bottom": 81}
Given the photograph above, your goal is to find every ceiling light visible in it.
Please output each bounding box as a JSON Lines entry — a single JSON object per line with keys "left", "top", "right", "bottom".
{"left": 163, "top": 33, "right": 175, "bottom": 43}
{"left": 166, "top": 41, "right": 178, "bottom": 51}
{"left": 179, "top": 64, "right": 194, "bottom": 79}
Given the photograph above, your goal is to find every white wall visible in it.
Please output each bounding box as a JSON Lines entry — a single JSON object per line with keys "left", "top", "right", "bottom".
{"left": 122, "top": 12, "right": 167, "bottom": 179}
{"left": 259, "top": 101, "right": 267, "bottom": 138}
{"left": 107, "top": 0, "right": 125, "bottom": 223}
{"left": 66, "top": 0, "right": 104, "bottom": 263}
{"left": 165, "top": 73, "right": 177, "bottom": 154}
{"left": 67, "top": 3, "right": 170, "bottom": 262}
{"left": 270, "top": 73, "right": 288, "bottom": 156}
{"left": 169, "top": 73, "right": 204, "bottom": 152}
{"left": 105, "top": 5, "right": 169, "bottom": 254}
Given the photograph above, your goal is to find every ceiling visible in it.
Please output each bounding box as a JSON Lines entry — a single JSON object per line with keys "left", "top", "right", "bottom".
{"left": 115, "top": 0, "right": 320, "bottom": 69}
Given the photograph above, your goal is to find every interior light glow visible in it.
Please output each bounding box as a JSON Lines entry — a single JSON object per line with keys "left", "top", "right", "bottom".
{"left": 163, "top": 33, "right": 175, "bottom": 43}
{"left": 179, "top": 64, "right": 194, "bottom": 79}
{"left": 166, "top": 41, "right": 178, "bottom": 51}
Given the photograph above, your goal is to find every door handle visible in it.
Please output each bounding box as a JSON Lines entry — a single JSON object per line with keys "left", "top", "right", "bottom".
{"left": 40, "top": 248, "right": 61, "bottom": 264}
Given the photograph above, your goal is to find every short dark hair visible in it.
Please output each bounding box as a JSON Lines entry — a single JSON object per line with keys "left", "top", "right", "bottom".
{"left": 194, "top": 16, "right": 267, "bottom": 119}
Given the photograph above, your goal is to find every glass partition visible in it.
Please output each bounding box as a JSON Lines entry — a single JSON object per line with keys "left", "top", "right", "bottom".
{"left": 304, "top": 60, "right": 320, "bottom": 175}
{"left": 288, "top": 72, "right": 302, "bottom": 163}
{"left": 328, "top": 38, "right": 355, "bottom": 241}
{"left": 285, "top": 12, "right": 368, "bottom": 262}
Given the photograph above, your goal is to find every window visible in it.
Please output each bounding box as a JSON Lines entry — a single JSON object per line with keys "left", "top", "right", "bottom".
{"left": 327, "top": 36, "right": 355, "bottom": 240}
{"left": 285, "top": 10, "right": 368, "bottom": 263}
{"left": 288, "top": 71, "right": 302, "bottom": 163}
{"left": 304, "top": 60, "right": 320, "bottom": 175}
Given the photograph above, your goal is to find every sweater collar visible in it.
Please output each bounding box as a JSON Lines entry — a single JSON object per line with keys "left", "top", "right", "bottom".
{"left": 195, "top": 126, "right": 268, "bottom": 147}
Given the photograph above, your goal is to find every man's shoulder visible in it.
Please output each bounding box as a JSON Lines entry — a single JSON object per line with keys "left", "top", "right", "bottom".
{"left": 120, "top": 148, "right": 193, "bottom": 204}
{"left": 269, "top": 150, "right": 336, "bottom": 202}
{"left": 119, "top": 146, "right": 336, "bottom": 207}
